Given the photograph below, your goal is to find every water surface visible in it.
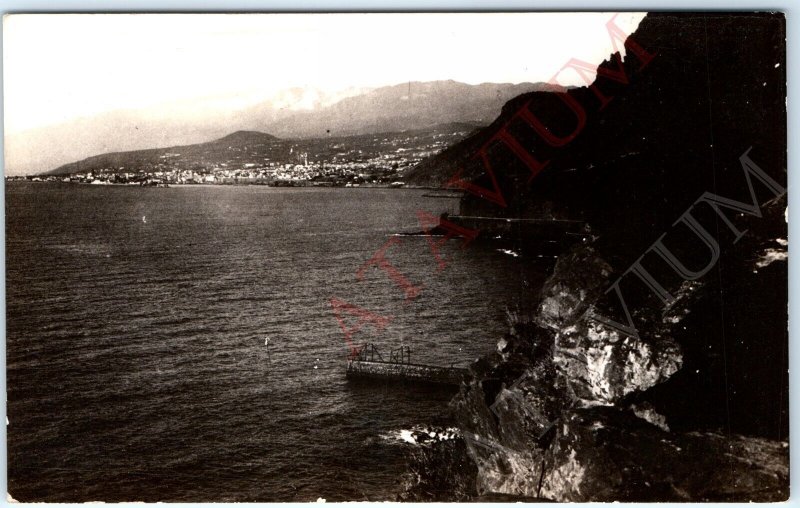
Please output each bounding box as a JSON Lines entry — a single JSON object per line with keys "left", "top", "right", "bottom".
{"left": 6, "top": 183, "right": 545, "bottom": 501}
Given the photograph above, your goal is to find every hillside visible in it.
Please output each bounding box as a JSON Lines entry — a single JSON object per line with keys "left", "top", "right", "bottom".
{"left": 401, "top": 12, "right": 788, "bottom": 502}
{"left": 43, "top": 123, "right": 478, "bottom": 186}
{"left": 45, "top": 130, "right": 281, "bottom": 176}
{"left": 9, "top": 81, "right": 546, "bottom": 176}
{"left": 212, "top": 130, "right": 279, "bottom": 145}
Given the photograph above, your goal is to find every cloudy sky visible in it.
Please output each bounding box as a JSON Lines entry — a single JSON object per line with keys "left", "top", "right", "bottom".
{"left": 4, "top": 13, "right": 646, "bottom": 135}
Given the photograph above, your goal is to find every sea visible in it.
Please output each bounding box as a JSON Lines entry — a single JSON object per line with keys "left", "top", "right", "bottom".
{"left": 5, "top": 183, "right": 547, "bottom": 502}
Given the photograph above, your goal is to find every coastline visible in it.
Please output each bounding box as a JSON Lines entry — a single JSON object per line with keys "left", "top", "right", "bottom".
{"left": 4, "top": 179, "right": 457, "bottom": 192}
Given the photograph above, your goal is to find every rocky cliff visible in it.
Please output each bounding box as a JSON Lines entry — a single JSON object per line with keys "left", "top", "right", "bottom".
{"left": 401, "top": 12, "right": 788, "bottom": 502}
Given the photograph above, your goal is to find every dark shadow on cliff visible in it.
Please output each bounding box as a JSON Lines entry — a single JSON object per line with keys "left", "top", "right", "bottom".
{"left": 401, "top": 12, "right": 788, "bottom": 502}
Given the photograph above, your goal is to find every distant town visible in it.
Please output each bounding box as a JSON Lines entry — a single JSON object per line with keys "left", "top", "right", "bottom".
{"left": 6, "top": 125, "right": 476, "bottom": 188}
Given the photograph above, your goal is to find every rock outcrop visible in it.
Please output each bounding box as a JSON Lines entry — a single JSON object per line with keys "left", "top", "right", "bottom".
{"left": 539, "top": 407, "right": 788, "bottom": 502}
{"left": 402, "top": 12, "right": 788, "bottom": 502}
{"left": 440, "top": 238, "right": 787, "bottom": 501}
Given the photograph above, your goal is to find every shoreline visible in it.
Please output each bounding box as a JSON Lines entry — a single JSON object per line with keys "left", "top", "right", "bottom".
{"left": 5, "top": 179, "right": 459, "bottom": 192}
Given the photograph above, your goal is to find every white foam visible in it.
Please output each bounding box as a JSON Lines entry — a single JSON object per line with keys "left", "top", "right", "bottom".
{"left": 756, "top": 248, "right": 787, "bottom": 268}
{"left": 379, "top": 426, "right": 460, "bottom": 446}
{"left": 497, "top": 249, "right": 520, "bottom": 258}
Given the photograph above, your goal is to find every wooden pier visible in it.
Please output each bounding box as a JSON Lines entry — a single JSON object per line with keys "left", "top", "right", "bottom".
{"left": 346, "top": 344, "right": 466, "bottom": 386}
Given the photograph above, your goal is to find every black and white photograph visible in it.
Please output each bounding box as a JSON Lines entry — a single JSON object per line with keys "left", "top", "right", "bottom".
{"left": 2, "top": 10, "right": 790, "bottom": 502}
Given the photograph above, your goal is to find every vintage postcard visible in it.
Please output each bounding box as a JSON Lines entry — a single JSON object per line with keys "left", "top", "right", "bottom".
{"left": 3, "top": 12, "right": 788, "bottom": 502}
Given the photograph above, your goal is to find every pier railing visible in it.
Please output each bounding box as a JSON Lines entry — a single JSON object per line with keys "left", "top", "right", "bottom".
{"left": 347, "top": 343, "right": 466, "bottom": 386}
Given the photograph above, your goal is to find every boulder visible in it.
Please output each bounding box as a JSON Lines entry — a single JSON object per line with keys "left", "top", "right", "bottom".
{"left": 553, "top": 320, "right": 682, "bottom": 406}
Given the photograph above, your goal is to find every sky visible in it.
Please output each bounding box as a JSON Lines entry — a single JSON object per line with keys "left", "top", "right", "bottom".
{"left": 3, "top": 12, "right": 646, "bottom": 135}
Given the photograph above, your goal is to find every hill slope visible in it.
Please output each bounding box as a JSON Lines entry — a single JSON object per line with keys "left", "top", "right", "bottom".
{"left": 213, "top": 130, "right": 279, "bottom": 145}
{"left": 403, "top": 12, "right": 788, "bottom": 502}
{"left": 46, "top": 130, "right": 282, "bottom": 176}
{"left": 9, "top": 81, "right": 548, "bottom": 176}
{"left": 45, "top": 123, "right": 477, "bottom": 178}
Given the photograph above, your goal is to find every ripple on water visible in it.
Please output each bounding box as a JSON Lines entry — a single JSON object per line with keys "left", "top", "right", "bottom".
{"left": 6, "top": 184, "right": 545, "bottom": 501}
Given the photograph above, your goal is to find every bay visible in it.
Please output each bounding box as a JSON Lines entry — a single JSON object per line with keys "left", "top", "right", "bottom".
{"left": 5, "top": 183, "right": 545, "bottom": 501}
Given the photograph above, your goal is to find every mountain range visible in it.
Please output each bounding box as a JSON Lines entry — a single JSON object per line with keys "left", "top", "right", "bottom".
{"left": 43, "top": 122, "right": 480, "bottom": 178}
{"left": 256, "top": 81, "right": 555, "bottom": 139}
{"left": 6, "top": 80, "right": 551, "bottom": 176}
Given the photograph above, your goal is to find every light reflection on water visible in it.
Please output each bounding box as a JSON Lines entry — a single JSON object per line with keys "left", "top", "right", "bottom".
{"left": 6, "top": 183, "right": 546, "bottom": 501}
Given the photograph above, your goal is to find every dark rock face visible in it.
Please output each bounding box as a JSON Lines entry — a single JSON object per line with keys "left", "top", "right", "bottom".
{"left": 398, "top": 436, "right": 478, "bottom": 502}
{"left": 402, "top": 12, "right": 788, "bottom": 502}
{"left": 553, "top": 319, "right": 683, "bottom": 406}
{"left": 540, "top": 408, "right": 788, "bottom": 502}
{"left": 405, "top": 15, "right": 787, "bottom": 239}
{"left": 443, "top": 240, "right": 787, "bottom": 501}
{"left": 531, "top": 245, "right": 685, "bottom": 407}
{"left": 535, "top": 246, "right": 612, "bottom": 331}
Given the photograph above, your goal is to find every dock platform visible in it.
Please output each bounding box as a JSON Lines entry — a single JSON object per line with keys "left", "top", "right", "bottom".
{"left": 346, "top": 343, "right": 466, "bottom": 386}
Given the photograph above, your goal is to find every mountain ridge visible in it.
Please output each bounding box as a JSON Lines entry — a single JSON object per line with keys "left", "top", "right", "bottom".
{"left": 44, "top": 122, "right": 479, "bottom": 177}
{"left": 9, "top": 80, "right": 550, "bottom": 176}
{"left": 213, "top": 130, "right": 279, "bottom": 145}
{"left": 44, "top": 129, "right": 281, "bottom": 176}
{"left": 259, "top": 81, "right": 557, "bottom": 139}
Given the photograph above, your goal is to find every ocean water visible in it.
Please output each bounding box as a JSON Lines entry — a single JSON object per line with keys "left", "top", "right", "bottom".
{"left": 6, "top": 183, "right": 546, "bottom": 501}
